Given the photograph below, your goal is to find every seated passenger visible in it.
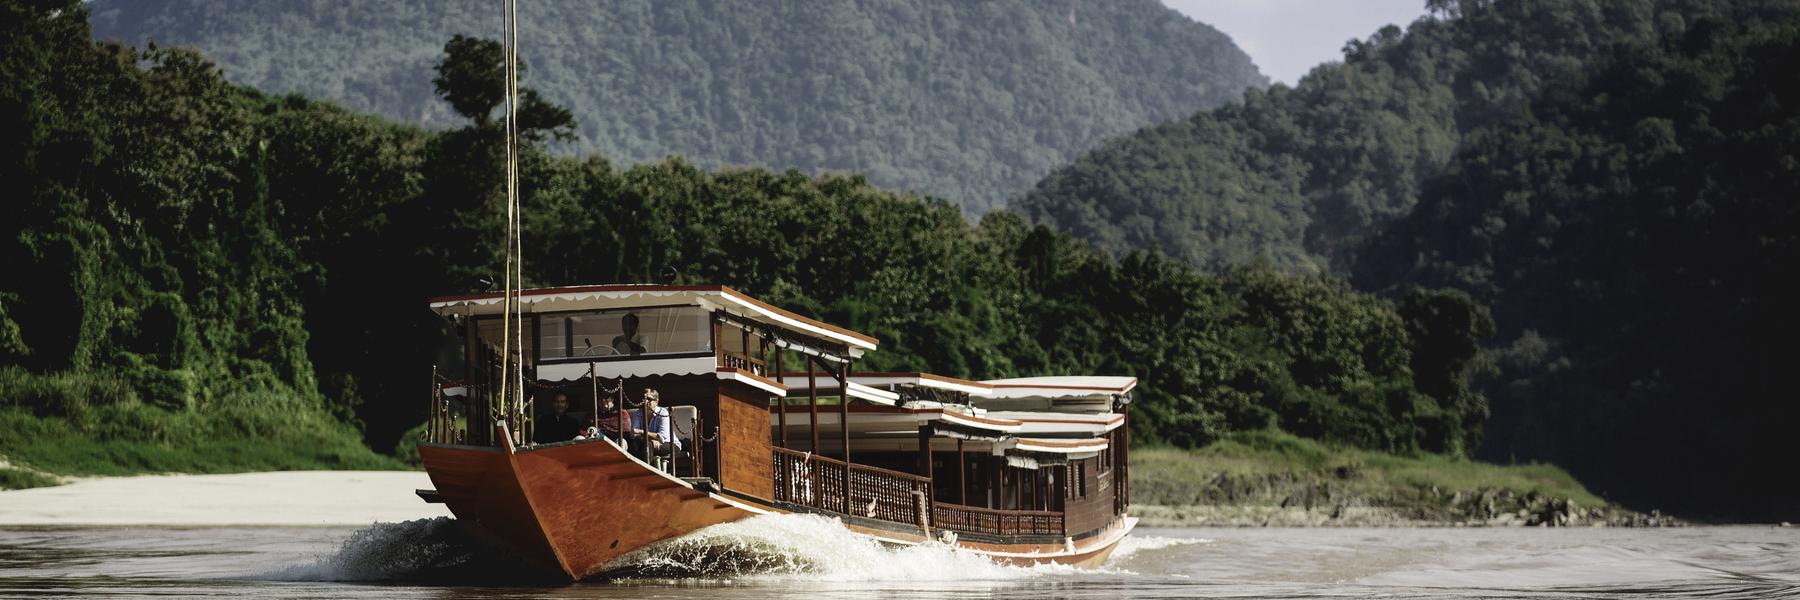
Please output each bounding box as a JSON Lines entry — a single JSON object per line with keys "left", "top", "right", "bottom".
{"left": 628, "top": 388, "right": 681, "bottom": 457}
{"left": 536, "top": 393, "right": 583, "bottom": 443}
{"left": 593, "top": 394, "right": 633, "bottom": 441}
{"left": 611, "top": 313, "right": 647, "bottom": 356}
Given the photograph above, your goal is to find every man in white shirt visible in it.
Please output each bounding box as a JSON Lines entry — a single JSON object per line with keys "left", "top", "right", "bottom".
{"left": 630, "top": 388, "right": 681, "bottom": 457}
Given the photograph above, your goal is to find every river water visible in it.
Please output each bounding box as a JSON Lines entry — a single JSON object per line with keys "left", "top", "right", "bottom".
{"left": 1, "top": 515, "right": 1795, "bottom": 598}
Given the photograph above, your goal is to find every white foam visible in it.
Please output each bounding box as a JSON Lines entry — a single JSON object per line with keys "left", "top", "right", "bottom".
{"left": 603, "top": 513, "right": 1092, "bottom": 582}
{"left": 1107, "top": 534, "right": 1213, "bottom": 562}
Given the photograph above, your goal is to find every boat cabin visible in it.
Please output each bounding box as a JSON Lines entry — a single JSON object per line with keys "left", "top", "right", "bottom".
{"left": 421, "top": 284, "right": 1132, "bottom": 553}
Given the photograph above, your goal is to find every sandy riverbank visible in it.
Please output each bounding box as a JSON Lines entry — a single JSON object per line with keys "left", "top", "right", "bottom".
{"left": 0, "top": 471, "right": 451, "bottom": 526}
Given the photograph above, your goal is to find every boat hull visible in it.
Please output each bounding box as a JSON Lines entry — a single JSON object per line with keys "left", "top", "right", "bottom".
{"left": 420, "top": 438, "right": 761, "bottom": 579}
{"left": 420, "top": 437, "right": 1134, "bottom": 580}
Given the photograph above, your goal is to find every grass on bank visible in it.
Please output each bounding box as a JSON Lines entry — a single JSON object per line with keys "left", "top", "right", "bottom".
{"left": 0, "top": 368, "right": 406, "bottom": 489}
{"left": 1132, "top": 429, "right": 1606, "bottom": 509}
{"left": 0, "top": 467, "right": 60, "bottom": 490}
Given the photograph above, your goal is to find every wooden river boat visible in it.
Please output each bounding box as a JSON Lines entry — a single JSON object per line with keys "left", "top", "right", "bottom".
{"left": 416, "top": 284, "right": 1137, "bottom": 580}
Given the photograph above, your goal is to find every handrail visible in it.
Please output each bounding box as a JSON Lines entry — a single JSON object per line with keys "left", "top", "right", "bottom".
{"left": 931, "top": 501, "right": 1065, "bottom": 537}
{"left": 772, "top": 447, "right": 933, "bottom": 527}
{"left": 931, "top": 501, "right": 1062, "bottom": 519}
{"left": 721, "top": 350, "right": 766, "bottom": 376}
{"left": 723, "top": 350, "right": 766, "bottom": 366}
{"left": 773, "top": 445, "right": 840, "bottom": 465}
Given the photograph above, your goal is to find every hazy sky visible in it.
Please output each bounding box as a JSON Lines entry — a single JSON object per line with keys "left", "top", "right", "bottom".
{"left": 1162, "top": 0, "right": 1432, "bottom": 86}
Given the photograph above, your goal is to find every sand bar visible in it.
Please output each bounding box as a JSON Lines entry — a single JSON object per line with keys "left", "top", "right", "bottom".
{"left": 0, "top": 471, "right": 452, "bottom": 526}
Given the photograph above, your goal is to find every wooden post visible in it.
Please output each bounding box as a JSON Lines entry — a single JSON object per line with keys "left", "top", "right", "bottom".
{"left": 956, "top": 439, "right": 967, "bottom": 505}
{"left": 462, "top": 316, "right": 478, "bottom": 445}
{"left": 986, "top": 454, "right": 999, "bottom": 508}
{"left": 589, "top": 363, "right": 599, "bottom": 436}
{"left": 428, "top": 365, "right": 438, "bottom": 444}
{"left": 1033, "top": 469, "right": 1043, "bottom": 511}
{"left": 614, "top": 380, "right": 626, "bottom": 445}
{"left": 640, "top": 392, "right": 652, "bottom": 464}
{"left": 838, "top": 359, "right": 851, "bottom": 516}
{"left": 1122, "top": 405, "right": 1130, "bottom": 509}
{"left": 773, "top": 341, "right": 787, "bottom": 448}
{"left": 694, "top": 413, "right": 706, "bottom": 478}
{"left": 807, "top": 357, "right": 819, "bottom": 454}
{"left": 837, "top": 360, "right": 850, "bottom": 465}
{"left": 1014, "top": 466, "right": 1023, "bottom": 510}
{"left": 529, "top": 314, "right": 541, "bottom": 382}
{"left": 712, "top": 317, "right": 724, "bottom": 365}
{"left": 996, "top": 456, "right": 1009, "bottom": 509}
{"left": 917, "top": 426, "right": 933, "bottom": 479}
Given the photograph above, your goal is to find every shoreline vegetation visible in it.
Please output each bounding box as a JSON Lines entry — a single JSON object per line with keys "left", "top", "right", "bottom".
{"left": 3, "top": 427, "right": 1678, "bottom": 528}
{"left": 0, "top": 368, "right": 405, "bottom": 489}
{"left": 1131, "top": 432, "right": 1678, "bottom": 528}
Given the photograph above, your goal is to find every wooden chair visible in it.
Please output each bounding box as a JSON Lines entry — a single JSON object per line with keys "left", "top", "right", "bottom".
{"left": 664, "top": 405, "right": 698, "bottom": 475}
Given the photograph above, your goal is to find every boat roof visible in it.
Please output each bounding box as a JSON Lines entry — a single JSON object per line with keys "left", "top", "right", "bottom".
{"left": 979, "top": 376, "right": 1137, "bottom": 398}
{"left": 969, "top": 375, "right": 1135, "bottom": 412}
{"left": 783, "top": 373, "right": 1133, "bottom": 400}
{"left": 427, "top": 284, "right": 878, "bottom": 355}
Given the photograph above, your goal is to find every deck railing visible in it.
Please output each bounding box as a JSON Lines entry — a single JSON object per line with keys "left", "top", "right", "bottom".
{"left": 720, "top": 351, "right": 767, "bottom": 377}
{"left": 772, "top": 447, "right": 932, "bottom": 528}
{"left": 847, "top": 461, "right": 933, "bottom": 525}
{"left": 932, "top": 502, "right": 1064, "bottom": 537}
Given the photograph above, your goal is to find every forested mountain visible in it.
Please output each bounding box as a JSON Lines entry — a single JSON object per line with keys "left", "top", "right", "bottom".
{"left": 1021, "top": 0, "right": 1800, "bottom": 518}
{"left": 85, "top": 0, "right": 1267, "bottom": 213}
{"left": 4, "top": 1, "right": 1484, "bottom": 484}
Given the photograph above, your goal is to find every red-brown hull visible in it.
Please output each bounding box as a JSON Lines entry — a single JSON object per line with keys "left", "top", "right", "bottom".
{"left": 421, "top": 438, "right": 759, "bottom": 579}
{"left": 420, "top": 438, "right": 1133, "bottom": 580}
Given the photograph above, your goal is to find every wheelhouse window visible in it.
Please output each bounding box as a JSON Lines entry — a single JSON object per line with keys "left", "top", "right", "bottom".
{"left": 537, "top": 306, "right": 712, "bottom": 360}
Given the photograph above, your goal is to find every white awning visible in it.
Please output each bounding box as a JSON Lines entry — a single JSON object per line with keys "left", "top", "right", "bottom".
{"left": 977, "top": 376, "right": 1136, "bottom": 399}
{"left": 778, "top": 379, "right": 903, "bottom": 406}
{"left": 983, "top": 411, "right": 1125, "bottom": 436}
{"left": 716, "top": 368, "right": 788, "bottom": 396}
{"left": 537, "top": 356, "right": 717, "bottom": 382}
{"left": 1012, "top": 437, "right": 1109, "bottom": 455}
{"left": 844, "top": 372, "right": 993, "bottom": 396}
{"left": 428, "top": 284, "right": 878, "bottom": 356}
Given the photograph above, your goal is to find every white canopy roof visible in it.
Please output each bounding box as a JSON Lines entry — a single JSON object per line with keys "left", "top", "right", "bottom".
{"left": 428, "top": 284, "right": 878, "bottom": 356}
{"left": 977, "top": 376, "right": 1137, "bottom": 399}
{"left": 984, "top": 411, "right": 1125, "bottom": 436}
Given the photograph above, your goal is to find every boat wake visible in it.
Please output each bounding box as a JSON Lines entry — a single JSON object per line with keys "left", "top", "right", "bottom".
{"left": 268, "top": 513, "right": 1139, "bottom": 585}
{"left": 596, "top": 514, "right": 1089, "bottom": 581}
{"left": 266, "top": 517, "right": 563, "bottom": 584}
{"left": 1106, "top": 533, "right": 1212, "bottom": 563}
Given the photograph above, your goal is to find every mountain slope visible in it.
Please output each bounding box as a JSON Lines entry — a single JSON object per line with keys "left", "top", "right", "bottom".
{"left": 87, "top": 0, "right": 1266, "bottom": 213}
{"left": 1019, "top": 0, "right": 1800, "bottom": 518}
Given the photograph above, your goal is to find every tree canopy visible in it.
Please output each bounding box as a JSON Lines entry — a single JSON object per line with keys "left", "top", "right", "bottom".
{"left": 4, "top": 3, "right": 1481, "bottom": 482}
{"left": 1018, "top": 0, "right": 1800, "bottom": 518}
{"left": 87, "top": 0, "right": 1267, "bottom": 213}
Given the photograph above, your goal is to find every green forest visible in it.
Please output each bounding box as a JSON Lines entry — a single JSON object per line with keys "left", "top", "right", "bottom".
{"left": 6, "top": 0, "right": 1794, "bottom": 521}
{"left": 2, "top": 1, "right": 1487, "bottom": 494}
{"left": 85, "top": 0, "right": 1268, "bottom": 213}
{"left": 1020, "top": 0, "right": 1799, "bottom": 519}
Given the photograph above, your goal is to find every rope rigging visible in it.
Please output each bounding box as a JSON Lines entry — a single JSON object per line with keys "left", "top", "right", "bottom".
{"left": 496, "top": 0, "right": 526, "bottom": 444}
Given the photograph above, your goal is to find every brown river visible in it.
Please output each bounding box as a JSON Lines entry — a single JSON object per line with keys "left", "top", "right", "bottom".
{"left": 1, "top": 515, "right": 1795, "bottom": 598}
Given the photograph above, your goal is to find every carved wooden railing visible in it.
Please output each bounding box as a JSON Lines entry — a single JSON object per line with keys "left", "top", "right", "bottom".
{"left": 932, "top": 502, "right": 1064, "bottom": 537}
{"left": 847, "top": 461, "right": 933, "bottom": 525}
{"left": 773, "top": 447, "right": 847, "bottom": 514}
{"left": 772, "top": 447, "right": 1067, "bottom": 537}
{"left": 772, "top": 447, "right": 932, "bottom": 527}
{"left": 720, "top": 351, "right": 767, "bottom": 377}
